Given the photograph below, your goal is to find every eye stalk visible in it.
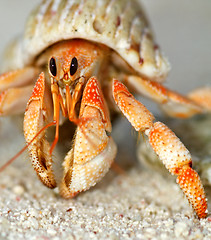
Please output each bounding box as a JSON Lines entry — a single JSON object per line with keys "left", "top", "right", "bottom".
{"left": 70, "top": 57, "right": 78, "bottom": 76}
{"left": 49, "top": 57, "right": 57, "bottom": 77}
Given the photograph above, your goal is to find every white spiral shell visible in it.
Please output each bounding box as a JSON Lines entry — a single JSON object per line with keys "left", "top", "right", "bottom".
{"left": 2, "top": 0, "right": 170, "bottom": 81}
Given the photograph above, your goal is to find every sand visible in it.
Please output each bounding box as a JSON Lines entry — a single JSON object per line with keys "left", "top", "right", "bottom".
{"left": 0, "top": 117, "right": 211, "bottom": 240}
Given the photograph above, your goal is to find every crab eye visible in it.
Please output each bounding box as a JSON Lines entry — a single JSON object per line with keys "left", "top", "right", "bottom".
{"left": 49, "top": 57, "right": 57, "bottom": 77}
{"left": 70, "top": 57, "right": 78, "bottom": 76}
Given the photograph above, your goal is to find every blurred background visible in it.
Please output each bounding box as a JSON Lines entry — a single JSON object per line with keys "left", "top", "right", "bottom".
{"left": 0, "top": 0, "right": 210, "bottom": 115}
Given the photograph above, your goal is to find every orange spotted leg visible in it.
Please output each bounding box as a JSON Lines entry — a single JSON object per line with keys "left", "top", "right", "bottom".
{"left": 125, "top": 75, "right": 211, "bottom": 118}
{"left": 113, "top": 79, "right": 207, "bottom": 218}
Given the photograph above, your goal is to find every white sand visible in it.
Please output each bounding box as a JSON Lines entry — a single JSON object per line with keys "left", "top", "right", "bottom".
{"left": 0, "top": 118, "right": 211, "bottom": 240}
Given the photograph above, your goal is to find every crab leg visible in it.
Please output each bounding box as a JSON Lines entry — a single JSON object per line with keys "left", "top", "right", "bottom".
{"left": 188, "top": 87, "right": 211, "bottom": 111}
{"left": 0, "top": 67, "right": 39, "bottom": 92}
{"left": 0, "top": 67, "right": 39, "bottom": 116}
{"left": 60, "top": 77, "right": 117, "bottom": 198}
{"left": 125, "top": 76, "right": 210, "bottom": 118}
{"left": 113, "top": 79, "right": 207, "bottom": 218}
{"left": 23, "top": 72, "right": 56, "bottom": 188}
{"left": 0, "top": 85, "right": 34, "bottom": 116}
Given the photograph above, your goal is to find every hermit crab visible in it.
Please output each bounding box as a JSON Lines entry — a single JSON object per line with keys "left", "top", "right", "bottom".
{"left": 0, "top": 0, "right": 210, "bottom": 219}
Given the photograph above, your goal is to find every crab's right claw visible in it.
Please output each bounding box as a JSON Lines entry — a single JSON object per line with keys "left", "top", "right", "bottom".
{"left": 60, "top": 77, "right": 117, "bottom": 198}
{"left": 24, "top": 72, "right": 56, "bottom": 188}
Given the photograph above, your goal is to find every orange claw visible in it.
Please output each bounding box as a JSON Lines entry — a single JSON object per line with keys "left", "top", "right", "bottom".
{"left": 80, "top": 76, "right": 112, "bottom": 132}
{"left": 113, "top": 79, "right": 208, "bottom": 218}
{"left": 60, "top": 77, "right": 117, "bottom": 198}
{"left": 24, "top": 72, "right": 56, "bottom": 188}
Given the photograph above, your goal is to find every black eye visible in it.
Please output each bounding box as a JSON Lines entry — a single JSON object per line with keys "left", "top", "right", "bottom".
{"left": 49, "top": 57, "right": 57, "bottom": 77}
{"left": 70, "top": 57, "right": 78, "bottom": 76}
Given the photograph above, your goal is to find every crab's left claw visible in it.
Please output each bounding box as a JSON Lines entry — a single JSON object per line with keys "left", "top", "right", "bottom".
{"left": 113, "top": 79, "right": 208, "bottom": 218}
{"left": 60, "top": 77, "right": 117, "bottom": 198}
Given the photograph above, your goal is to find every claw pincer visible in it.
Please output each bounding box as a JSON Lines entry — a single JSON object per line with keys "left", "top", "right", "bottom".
{"left": 60, "top": 77, "right": 117, "bottom": 198}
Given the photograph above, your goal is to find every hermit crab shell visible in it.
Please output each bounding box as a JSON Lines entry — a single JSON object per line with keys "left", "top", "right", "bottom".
{"left": 2, "top": 0, "right": 170, "bottom": 81}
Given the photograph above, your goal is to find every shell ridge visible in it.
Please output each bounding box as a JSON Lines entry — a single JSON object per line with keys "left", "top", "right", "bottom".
{"left": 46, "top": 0, "right": 64, "bottom": 27}
{"left": 114, "top": 1, "right": 129, "bottom": 38}
{"left": 59, "top": 0, "right": 75, "bottom": 28}
{"left": 115, "top": 1, "right": 136, "bottom": 49}
{"left": 36, "top": 0, "right": 51, "bottom": 29}
{"left": 124, "top": 14, "right": 143, "bottom": 63}
{"left": 129, "top": 15, "right": 142, "bottom": 48}
{"left": 3, "top": 0, "right": 170, "bottom": 81}
{"left": 104, "top": 0, "right": 124, "bottom": 39}
{"left": 105, "top": 0, "right": 116, "bottom": 16}
{"left": 51, "top": 0, "right": 61, "bottom": 13}
{"left": 92, "top": 0, "right": 113, "bottom": 37}
{"left": 71, "top": 0, "right": 89, "bottom": 33}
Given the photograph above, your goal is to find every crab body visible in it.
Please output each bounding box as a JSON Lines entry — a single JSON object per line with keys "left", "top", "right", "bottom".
{"left": 0, "top": 0, "right": 211, "bottom": 218}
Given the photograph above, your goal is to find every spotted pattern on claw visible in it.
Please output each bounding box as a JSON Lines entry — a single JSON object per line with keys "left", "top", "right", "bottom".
{"left": 80, "top": 77, "right": 111, "bottom": 132}
{"left": 58, "top": 76, "right": 116, "bottom": 198}
{"left": 24, "top": 101, "right": 42, "bottom": 144}
{"left": 177, "top": 166, "right": 207, "bottom": 218}
{"left": 27, "top": 72, "right": 45, "bottom": 106}
{"left": 147, "top": 122, "right": 192, "bottom": 174}
{"left": 60, "top": 137, "right": 116, "bottom": 198}
{"left": 24, "top": 72, "right": 46, "bottom": 143}
{"left": 71, "top": 138, "right": 115, "bottom": 193}
{"left": 74, "top": 107, "right": 109, "bottom": 164}
{"left": 24, "top": 72, "right": 56, "bottom": 188}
